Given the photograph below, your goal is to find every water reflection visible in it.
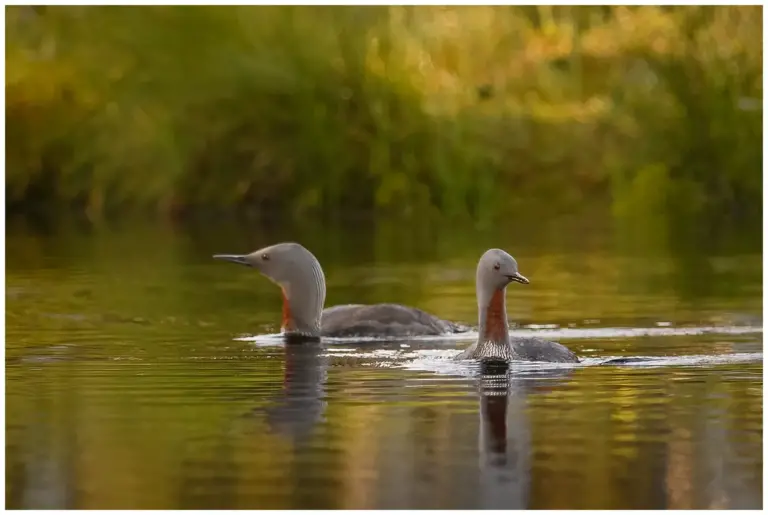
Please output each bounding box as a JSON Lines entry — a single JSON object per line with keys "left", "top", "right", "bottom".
{"left": 179, "top": 342, "right": 333, "bottom": 510}
{"left": 476, "top": 362, "right": 573, "bottom": 510}
{"left": 262, "top": 343, "right": 328, "bottom": 442}
{"left": 5, "top": 215, "right": 762, "bottom": 510}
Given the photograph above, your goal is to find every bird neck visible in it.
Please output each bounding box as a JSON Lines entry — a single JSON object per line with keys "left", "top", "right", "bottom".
{"left": 279, "top": 258, "right": 326, "bottom": 339}
{"left": 478, "top": 288, "right": 510, "bottom": 345}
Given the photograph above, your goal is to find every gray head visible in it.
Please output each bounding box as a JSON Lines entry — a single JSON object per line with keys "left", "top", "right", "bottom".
{"left": 213, "top": 242, "right": 326, "bottom": 338}
{"left": 476, "top": 248, "right": 529, "bottom": 309}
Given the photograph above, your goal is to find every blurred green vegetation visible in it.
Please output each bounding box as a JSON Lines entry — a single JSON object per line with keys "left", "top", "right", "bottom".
{"left": 5, "top": 6, "right": 762, "bottom": 224}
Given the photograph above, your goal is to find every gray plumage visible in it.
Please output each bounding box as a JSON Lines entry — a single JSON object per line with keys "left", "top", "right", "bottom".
{"left": 321, "top": 303, "right": 468, "bottom": 338}
{"left": 455, "top": 248, "right": 579, "bottom": 364}
{"left": 214, "top": 242, "right": 469, "bottom": 339}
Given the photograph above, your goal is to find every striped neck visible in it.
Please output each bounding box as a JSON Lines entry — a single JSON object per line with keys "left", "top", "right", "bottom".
{"left": 475, "top": 287, "right": 515, "bottom": 360}
{"left": 279, "top": 256, "right": 326, "bottom": 339}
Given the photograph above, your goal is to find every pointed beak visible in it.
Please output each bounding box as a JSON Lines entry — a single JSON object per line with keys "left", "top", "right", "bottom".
{"left": 507, "top": 272, "right": 529, "bottom": 285}
{"left": 213, "top": 254, "right": 250, "bottom": 266}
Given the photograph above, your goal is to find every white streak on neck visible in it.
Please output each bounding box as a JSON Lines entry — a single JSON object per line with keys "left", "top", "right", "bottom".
{"left": 283, "top": 252, "right": 326, "bottom": 338}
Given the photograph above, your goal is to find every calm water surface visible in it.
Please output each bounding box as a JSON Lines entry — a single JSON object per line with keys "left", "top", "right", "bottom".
{"left": 5, "top": 214, "right": 763, "bottom": 509}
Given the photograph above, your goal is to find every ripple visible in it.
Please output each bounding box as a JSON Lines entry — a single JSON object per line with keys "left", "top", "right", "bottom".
{"left": 507, "top": 325, "right": 764, "bottom": 340}
{"left": 236, "top": 324, "right": 763, "bottom": 345}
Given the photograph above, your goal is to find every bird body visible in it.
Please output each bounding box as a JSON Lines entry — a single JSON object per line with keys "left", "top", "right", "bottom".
{"left": 455, "top": 248, "right": 579, "bottom": 364}
{"left": 321, "top": 303, "right": 466, "bottom": 338}
{"left": 214, "top": 242, "right": 468, "bottom": 339}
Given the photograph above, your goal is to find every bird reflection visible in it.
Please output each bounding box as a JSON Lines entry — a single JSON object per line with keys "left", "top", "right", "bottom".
{"left": 262, "top": 342, "right": 329, "bottom": 443}
{"left": 476, "top": 361, "right": 573, "bottom": 509}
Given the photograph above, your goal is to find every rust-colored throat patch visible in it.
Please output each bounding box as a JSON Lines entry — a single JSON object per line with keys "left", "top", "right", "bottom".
{"left": 281, "top": 288, "right": 295, "bottom": 332}
{"left": 483, "top": 288, "right": 508, "bottom": 342}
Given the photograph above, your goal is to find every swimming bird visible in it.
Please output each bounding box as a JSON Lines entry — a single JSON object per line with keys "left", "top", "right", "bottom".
{"left": 213, "top": 242, "right": 469, "bottom": 339}
{"left": 456, "top": 249, "right": 579, "bottom": 363}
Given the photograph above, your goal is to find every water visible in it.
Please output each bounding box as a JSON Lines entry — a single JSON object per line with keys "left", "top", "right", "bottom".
{"left": 4, "top": 214, "right": 763, "bottom": 509}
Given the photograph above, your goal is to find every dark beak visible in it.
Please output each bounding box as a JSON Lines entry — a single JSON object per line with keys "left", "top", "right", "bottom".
{"left": 507, "top": 272, "right": 529, "bottom": 285}
{"left": 213, "top": 254, "right": 250, "bottom": 267}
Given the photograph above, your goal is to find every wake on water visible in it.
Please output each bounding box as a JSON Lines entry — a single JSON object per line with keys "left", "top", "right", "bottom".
{"left": 236, "top": 324, "right": 763, "bottom": 345}
{"left": 234, "top": 323, "right": 763, "bottom": 375}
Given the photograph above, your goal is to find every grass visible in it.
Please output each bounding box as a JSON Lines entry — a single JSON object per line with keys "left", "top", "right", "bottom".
{"left": 5, "top": 6, "right": 763, "bottom": 226}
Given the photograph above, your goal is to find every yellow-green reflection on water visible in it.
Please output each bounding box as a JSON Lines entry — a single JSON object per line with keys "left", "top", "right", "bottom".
{"left": 5, "top": 214, "right": 762, "bottom": 509}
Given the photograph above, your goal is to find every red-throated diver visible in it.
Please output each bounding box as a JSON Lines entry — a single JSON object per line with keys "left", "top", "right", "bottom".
{"left": 455, "top": 248, "right": 579, "bottom": 363}
{"left": 214, "top": 242, "right": 468, "bottom": 339}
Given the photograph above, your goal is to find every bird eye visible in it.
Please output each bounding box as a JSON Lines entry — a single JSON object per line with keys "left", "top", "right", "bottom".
{"left": 493, "top": 263, "right": 500, "bottom": 271}
{"left": 262, "top": 253, "right": 270, "bottom": 261}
